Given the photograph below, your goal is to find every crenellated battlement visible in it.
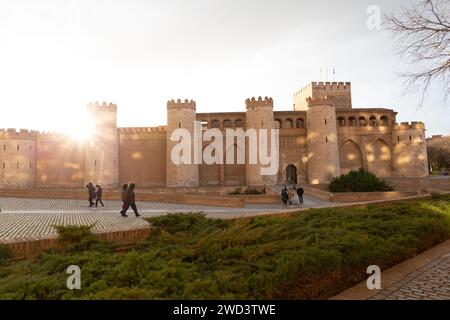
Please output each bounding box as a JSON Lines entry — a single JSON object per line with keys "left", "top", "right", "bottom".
{"left": 393, "top": 121, "right": 425, "bottom": 131}
{"left": 36, "top": 131, "right": 69, "bottom": 141}
{"left": 295, "top": 81, "right": 351, "bottom": 96}
{"left": 167, "top": 99, "right": 196, "bottom": 111}
{"left": 119, "top": 126, "right": 167, "bottom": 135}
{"left": 0, "top": 128, "right": 37, "bottom": 140}
{"left": 306, "top": 95, "right": 336, "bottom": 107}
{"left": 87, "top": 101, "right": 117, "bottom": 113}
{"left": 245, "top": 96, "right": 273, "bottom": 109}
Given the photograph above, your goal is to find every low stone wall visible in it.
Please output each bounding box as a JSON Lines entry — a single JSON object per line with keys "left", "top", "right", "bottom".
{"left": 302, "top": 185, "right": 421, "bottom": 203}
{"left": 242, "top": 195, "right": 280, "bottom": 204}
{"left": 384, "top": 177, "right": 450, "bottom": 193}
{"left": 0, "top": 226, "right": 151, "bottom": 260}
{"left": 301, "top": 185, "right": 332, "bottom": 201}
{"left": 0, "top": 188, "right": 245, "bottom": 208}
{"left": 329, "top": 191, "right": 419, "bottom": 203}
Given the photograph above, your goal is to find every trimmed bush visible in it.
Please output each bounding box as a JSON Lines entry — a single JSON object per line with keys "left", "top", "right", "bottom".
{"left": 0, "top": 244, "right": 11, "bottom": 266}
{"left": 329, "top": 169, "right": 394, "bottom": 192}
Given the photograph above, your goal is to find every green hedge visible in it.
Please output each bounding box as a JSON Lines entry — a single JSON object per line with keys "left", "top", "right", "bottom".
{"left": 330, "top": 169, "right": 394, "bottom": 192}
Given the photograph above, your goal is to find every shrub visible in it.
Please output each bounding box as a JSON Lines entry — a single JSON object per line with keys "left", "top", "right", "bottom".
{"left": 53, "top": 224, "right": 111, "bottom": 253}
{"left": 0, "top": 244, "right": 11, "bottom": 266}
{"left": 329, "top": 169, "right": 394, "bottom": 192}
{"left": 228, "top": 188, "right": 242, "bottom": 195}
{"left": 244, "top": 187, "right": 263, "bottom": 195}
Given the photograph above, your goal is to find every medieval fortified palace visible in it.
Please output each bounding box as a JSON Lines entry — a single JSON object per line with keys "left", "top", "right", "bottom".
{"left": 0, "top": 81, "right": 428, "bottom": 189}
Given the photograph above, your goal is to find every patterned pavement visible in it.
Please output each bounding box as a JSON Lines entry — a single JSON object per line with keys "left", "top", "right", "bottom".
{"left": 373, "top": 253, "right": 450, "bottom": 300}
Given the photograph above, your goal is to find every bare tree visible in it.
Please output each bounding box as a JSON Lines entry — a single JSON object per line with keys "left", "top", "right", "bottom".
{"left": 385, "top": 0, "right": 450, "bottom": 105}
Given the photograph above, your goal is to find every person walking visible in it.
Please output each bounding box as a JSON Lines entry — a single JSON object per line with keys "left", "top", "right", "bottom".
{"left": 95, "top": 185, "right": 104, "bottom": 208}
{"left": 86, "top": 182, "right": 95, "bottom": 208}
{"left": 287, "top": 188, "right": 294, "bottom": 208}
{"left": 120, "top": 184, "right": 128, "bottom": 217}
{"left": 296, "top": 186, "right": 304, "bottom": 205}
{"left": 121, "top": 183, "right": 141, "bottom": 217}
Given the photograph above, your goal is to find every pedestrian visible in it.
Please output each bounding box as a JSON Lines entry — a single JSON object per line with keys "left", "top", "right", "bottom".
{"left": 281, "top": 185, "right": 288, "bottom": 205}
{"left": 86, "top": 182, "right": 95, "bottom": 208}
{"left": 120, "top": 184, "right": 128, "bottom": 217}
{"left": 296, "top": 186, "right": 304, "bottom": 205}
{"left": 95, "top": 184, "right": 104, "bottom": 208}
{"left": 121, "top": 183, "right": 141, "bottom": 217}
{"left": 287, "top": 188, "right": 294, "bottom": 208}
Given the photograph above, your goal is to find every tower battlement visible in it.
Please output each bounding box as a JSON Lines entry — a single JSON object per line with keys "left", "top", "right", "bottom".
{"left": 295, "top": 81, "right": 351, "bottom": 96}
{"left": 167, "top": 99, "right": 196, "bottom": 111}
{"left": 393, "top": 121, "right": 425, "bottom": 131}
{"left": 87, "top": 101, "right": 117, "bottom": 113}
{"left": 245, "top": 96, "right": 273, "bottom": 109}
{"left": 294, "top": 81, "right": 352, "bottom": 110}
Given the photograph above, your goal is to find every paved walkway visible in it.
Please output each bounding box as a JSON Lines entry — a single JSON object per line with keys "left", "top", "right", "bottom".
{"left": 332, "top": 239, "right": 450, "bottom": 300}
{"left": 0, "top": 195, "right": 332, "bottom": 241}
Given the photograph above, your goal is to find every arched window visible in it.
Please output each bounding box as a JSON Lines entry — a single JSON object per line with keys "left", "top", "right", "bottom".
{"left": 380, "top": 116, "right": 389, "bottom": 126}
{"left": 348, "top": 117, "right": 356, "bottom": 127}
{"left": 223, "top": 119, "right": 233, "bottom": 128}
{"left": 369, "top": 116, "right": 377, "bottom": 126}
{"left": 296, "top": 118, "right": 304, "bottom": 129}
{"left": 235, "top": 119, "right": 245, "bottom": 128}
{"left": 211, "top": 120, "right": 221, "bottom": 128}
{"left": 337, "top": 117, "right": 345, "bottom": 127}
{"left": 201, "top": 120, "right": 208, "bottom": 130}
{"left": 284, "top": 119, "right": 293, "bottom": 129}
{"left": 359, "top": 117, "right": 367, "bottom": 126}
{"left": 274, "top": 119, "right": 281, "bottom": 129}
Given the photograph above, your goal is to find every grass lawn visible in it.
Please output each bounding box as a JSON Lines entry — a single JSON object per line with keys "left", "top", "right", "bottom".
{"left": 0, "top": 194, "right": 449, "bottom": 300}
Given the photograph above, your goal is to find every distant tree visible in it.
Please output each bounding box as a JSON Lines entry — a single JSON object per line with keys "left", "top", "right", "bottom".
{"left": 427, "top": 145, "right": 450, "bottom": 171}
{"left": 385, "top": 0, "right": 450, "bottom": 105}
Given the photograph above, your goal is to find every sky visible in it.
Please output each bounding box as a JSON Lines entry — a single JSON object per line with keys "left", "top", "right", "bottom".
{"left": 0, "top": 0, "right": 448, "bottom": 136}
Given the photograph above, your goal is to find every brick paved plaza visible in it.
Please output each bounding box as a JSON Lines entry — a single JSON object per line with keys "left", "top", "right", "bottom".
{"left": 373, "top": 253, "right": 450, "bottom": 300}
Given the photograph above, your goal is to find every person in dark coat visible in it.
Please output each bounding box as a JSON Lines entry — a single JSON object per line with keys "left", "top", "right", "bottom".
{"left": 95, "top": 185, "right": 104, "bottom": 208}
{"left": 281, "top": 185, "right": 288, "bottom": 205}
{"left": 120, "top": 184, "right": 128, "bottom": 217}
{"left": 121, "top": 183, "right": 141, "bottom": 217}
{"left": 296, "top": 186, "right": 304, "bottom": 205}
{"left": 86, "top": 182, "right": 95, "bottom": 208}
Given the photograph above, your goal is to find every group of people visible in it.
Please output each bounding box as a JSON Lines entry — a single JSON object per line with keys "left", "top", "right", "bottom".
{"left": 85, "top": 182, "right": 141, "bottom": 217}
{"left": 281, "top": 184, "right": 304, "bottom": 208}
{"left": 85, "top": 183, "right": 104, "bottom": 208}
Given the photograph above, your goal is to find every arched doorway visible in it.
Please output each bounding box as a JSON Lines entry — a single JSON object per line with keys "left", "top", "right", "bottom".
{"left": 285, "top": 164, "right": 297, "bottom": 184}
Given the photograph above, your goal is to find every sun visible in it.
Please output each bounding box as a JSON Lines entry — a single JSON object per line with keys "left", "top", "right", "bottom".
{"left": 63, "top": 111, "right": 96, "bottom": 141}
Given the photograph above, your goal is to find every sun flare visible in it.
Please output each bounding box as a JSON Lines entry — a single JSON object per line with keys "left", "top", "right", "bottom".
{"left": 62, "top": 111, "right": 96, "bottom": 142}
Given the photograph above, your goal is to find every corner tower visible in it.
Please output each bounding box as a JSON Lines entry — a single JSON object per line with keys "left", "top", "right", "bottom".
{"left": 392, "top": 122, "right": 428, "bottom": 177}
{"left": 305, "top": 96, "right": 340, "bottom": 184}
{"left": 0, "top": 129, "right": 37, "bottom": 188}
{"left": 245, "top": 96, "right": 277, "bottom": 186}
{"left": 84, "top": 102, "right": 119, "bottom": 188}
{"left": 166, "top": 99, "right": 199, "bottom": 187}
